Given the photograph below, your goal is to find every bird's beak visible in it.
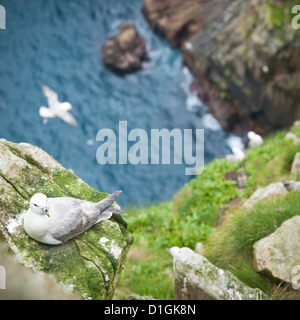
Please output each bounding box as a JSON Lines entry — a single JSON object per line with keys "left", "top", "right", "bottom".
{"left": 42, "top": 207, "right": 50, "bottom": 217}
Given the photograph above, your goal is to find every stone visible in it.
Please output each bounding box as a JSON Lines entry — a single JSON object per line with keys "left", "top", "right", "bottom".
{"left": 0, "top": 139, "right": 133, "bottom": 300}
{"left": 284, "top": 132, "right": 300, "bottom": 146}
{"left": 225, "top": 171, "right": 247, "bottom": 188}
{"left": 253, "top": 216, "right": 300, "bottom": 284}
{"left": 293, "top": 121, "right": 300, "bottom": 127}
{"left": 169, "top": 246, "right": 269, "bottom": 300}
{"left": 102, "top": 23, "right": 148, "bottom": 74}
{"left": 243, "top": 182, "right": 287, "bottom": 209}
{"left": 282, "top": 179, "right": 300, "bottom": 192}
{"left": 291, "top": 153, "right": 300, "bottom": 175}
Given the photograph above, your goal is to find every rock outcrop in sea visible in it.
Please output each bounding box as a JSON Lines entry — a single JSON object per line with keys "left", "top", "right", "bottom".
{"left": 102, "top": 22, "right": 149, "bottom": 74}
{"left": 143, "top": 0, "right": 300, "bottom": 135}
{"left": 0, "top": 139, "right": 133, "bottom": 300}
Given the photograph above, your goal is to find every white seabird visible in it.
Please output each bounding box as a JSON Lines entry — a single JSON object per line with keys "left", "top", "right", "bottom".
{"left": 247, "top": 131, "right": 263, "bottom": 148}
{"left": 23, "top": 191, "right": 126, "bottom": 245}
{"left": 225, "top": 146, "right": 245, "bottom": 162}
{"left": 39, "top": 86, "right": 78, "bottom": 127}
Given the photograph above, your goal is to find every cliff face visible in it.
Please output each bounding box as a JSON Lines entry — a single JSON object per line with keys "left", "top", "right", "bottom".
{"left": 0, "top": 139, "right": 133, "bottom": 300}
{"left": 143, "top": 0, "right": 300, "bottom": 135}
{"left": 142, "top": 0, "right": 235, "bottom": 47}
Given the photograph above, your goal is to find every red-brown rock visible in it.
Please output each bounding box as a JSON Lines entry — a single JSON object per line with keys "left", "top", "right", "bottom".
{"left": 102, "top": 23, "right": 149, "bottom": 74}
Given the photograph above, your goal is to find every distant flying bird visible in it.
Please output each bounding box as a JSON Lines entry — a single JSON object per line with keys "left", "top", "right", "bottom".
{"left": 226, "top": 146, "right": 245, "bottom": 162}
{"left": 247, "top": 131, "right": 263, "bottom": 148}
{"left": 24, "top": 191, "right": 127, "bottom": 245}
{"left": 39, "top": 86, "right": 78, "bottom": 127}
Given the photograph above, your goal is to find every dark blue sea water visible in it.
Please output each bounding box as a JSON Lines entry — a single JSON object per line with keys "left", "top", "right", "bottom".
{"left": 0, "top": 0, "right": 239, "bottom": 206}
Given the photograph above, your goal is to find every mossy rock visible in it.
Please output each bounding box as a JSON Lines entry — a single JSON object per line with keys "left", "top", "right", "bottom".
{"left": 0, "top": 139, "right": 133, "bottom": 299}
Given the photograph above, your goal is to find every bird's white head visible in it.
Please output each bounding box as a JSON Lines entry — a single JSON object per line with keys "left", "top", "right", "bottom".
{"left": 30, "top": 193, "right": 50, "bottom": 217}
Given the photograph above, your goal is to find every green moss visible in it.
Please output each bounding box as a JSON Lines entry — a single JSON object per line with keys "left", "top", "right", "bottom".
{"left": 264, "top": 0, "right": 299, "bottom": 40}
{"left": 52, "top": 169, "right": 105, "bottom": 200}
{"left": 265, "top": 1, "right": 285, "bottom": 28}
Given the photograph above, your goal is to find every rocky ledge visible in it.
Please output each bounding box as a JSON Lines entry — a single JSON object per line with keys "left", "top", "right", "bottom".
{"left": 0, "top": 139, "right": 133, "bottom": 299}
{"left": 143, "top": 0, "right": 300, "bottom": 135}
{"left": 102, "top": 23, "right": 149, "bottom": 74}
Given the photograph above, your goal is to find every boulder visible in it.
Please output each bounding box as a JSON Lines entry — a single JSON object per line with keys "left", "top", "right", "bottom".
{"left": 243, "top": 182, "right": 287, "bottom": 209}
{"left": 102, "top": 23, "right": 149, "bottom": 74}
{"left": 291, "top": 152, "right": 300, "bottom": 175}
{"left": 169, "top": 247, "right": 269, "bottom": 300}
{"left": 0, "top": 139, "right": 133, "bottom": 300}
{"left": 253, "top": 216, "right": 300, "bottom": 284}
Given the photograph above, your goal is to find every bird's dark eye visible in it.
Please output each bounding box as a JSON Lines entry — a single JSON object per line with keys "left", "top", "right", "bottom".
{"left": 34, "top": 204, "right": 37, "bottom": 207}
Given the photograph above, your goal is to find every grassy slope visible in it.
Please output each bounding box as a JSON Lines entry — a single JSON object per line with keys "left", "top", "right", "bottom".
{"left": 114, "top": 123, "right": 300, "bottom": 300}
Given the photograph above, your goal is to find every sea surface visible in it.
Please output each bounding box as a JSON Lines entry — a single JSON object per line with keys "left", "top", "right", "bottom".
{"left": 0, "top": 0, "right": 240, "bottom": 206}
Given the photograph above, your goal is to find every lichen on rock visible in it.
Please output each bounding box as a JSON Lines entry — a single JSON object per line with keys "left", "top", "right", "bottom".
{"left": 0, "top": 138, "right": 133, "bottom": 300}
{"left": 169, "top": 246, "right": 269, "bottom": 300}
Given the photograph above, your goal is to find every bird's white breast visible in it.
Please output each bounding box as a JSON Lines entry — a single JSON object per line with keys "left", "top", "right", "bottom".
{"left": 23, "top": 210, "right": 51, "bottom": 242}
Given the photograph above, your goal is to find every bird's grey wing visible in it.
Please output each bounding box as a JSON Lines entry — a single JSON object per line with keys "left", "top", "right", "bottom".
{"left": 92, "top": 207, "right": 127, "bottom": 224}
{"left": 42, "top": 86, "right": 59, "bottom": 109}
{"left": 48, "top": 198, "right": 92, "bottom": 242}
{"left": 55, "top": 108, "right": 78, "bottom": 127}
{"left": 48, "top": 192, "right": 123, "bottom": 242}
{"left": 95, "top": 191, "right": 122, "bottom": 213}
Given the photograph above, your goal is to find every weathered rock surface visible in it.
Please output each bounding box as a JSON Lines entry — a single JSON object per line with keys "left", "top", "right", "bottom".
{"left": 243, "top": 182, "right": 287, "bottom": 209}
{"left": 253, "top": 215, "right": 300, "bottom": 283}
{"left": 102, "top": 23, "right": 149, "bottom": 74}
{"left": 0, "top": 139, "right": 133, "bottom": 300}
{"left": 143, "top": 0, "right": 300, "bottom": 135}
{"left": 282, "top": 179, "right": 300, "bottom": 191}
{"left": 169, "top": 246, "right": 269, "bottom": 300}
